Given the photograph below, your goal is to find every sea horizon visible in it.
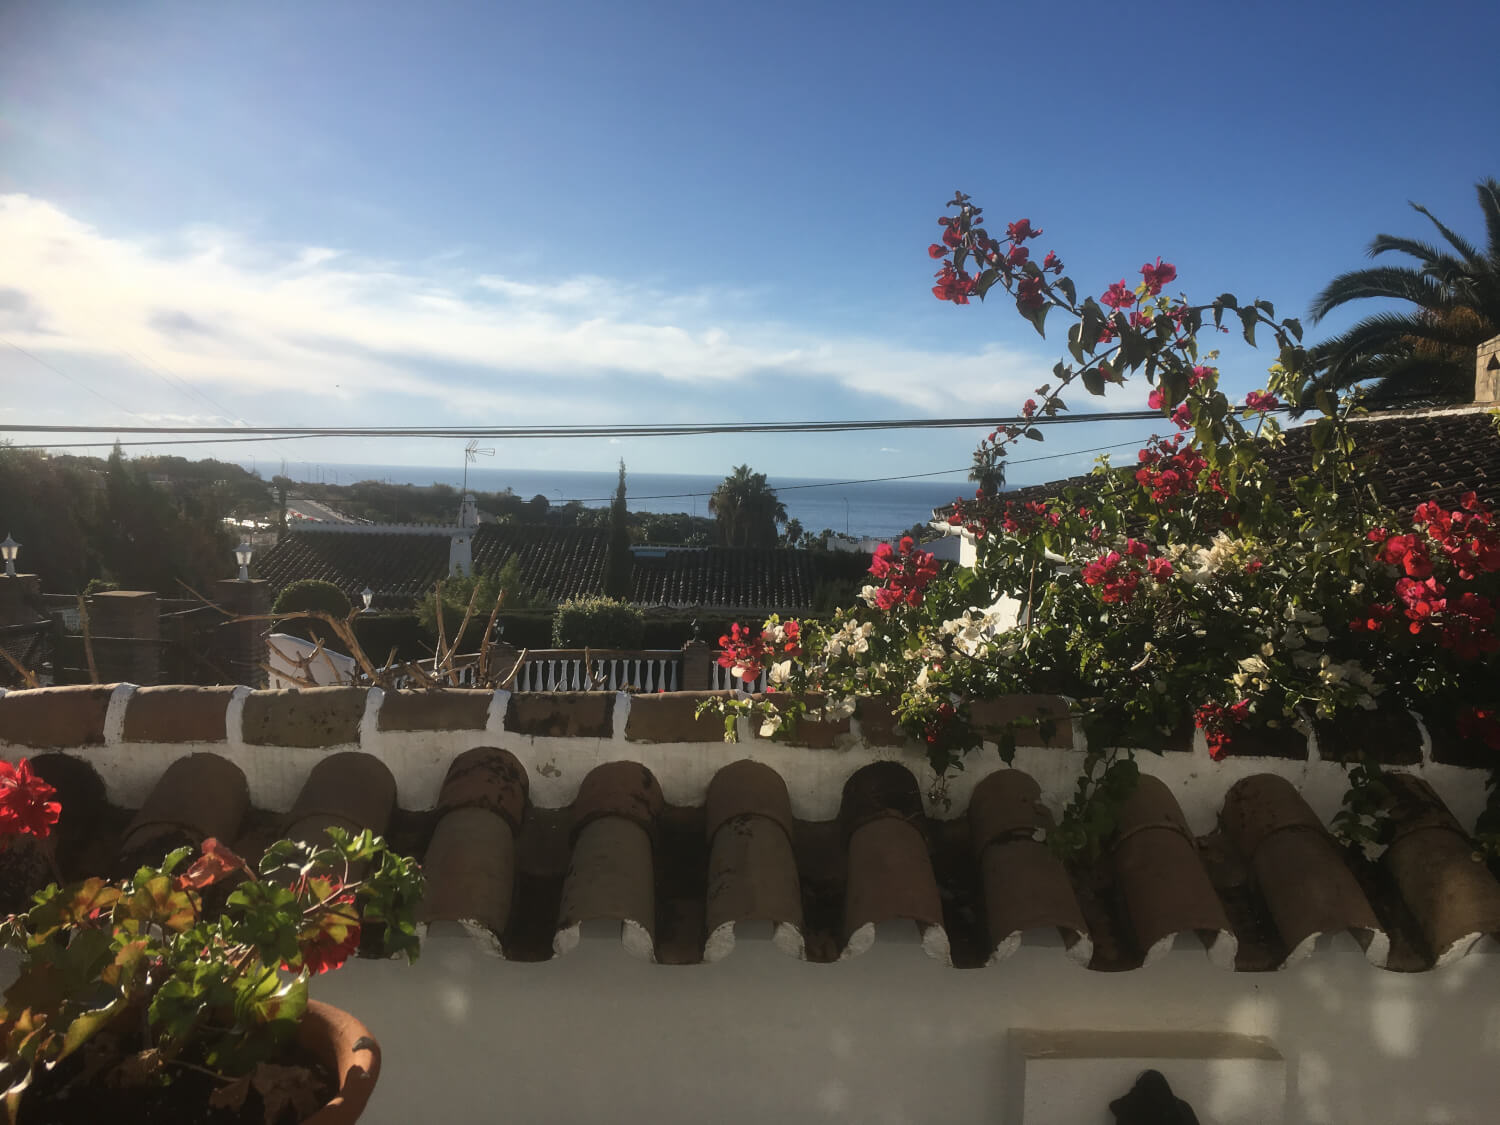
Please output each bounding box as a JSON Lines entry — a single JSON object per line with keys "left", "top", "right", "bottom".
{"left": 274, "top": 462, "right": 976, "bottom": 542}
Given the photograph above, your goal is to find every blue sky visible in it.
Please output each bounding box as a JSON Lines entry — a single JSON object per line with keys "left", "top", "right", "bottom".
{"left": 1, "top": 0, "right": 1497, "bottom": 489}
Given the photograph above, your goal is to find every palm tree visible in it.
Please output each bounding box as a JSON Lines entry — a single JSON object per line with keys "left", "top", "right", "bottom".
{"left": 1306, "top": 177, "right": 1500, "bottom": 407}
{"left": 708, "top": 465, "right": 787, "bottom": 548}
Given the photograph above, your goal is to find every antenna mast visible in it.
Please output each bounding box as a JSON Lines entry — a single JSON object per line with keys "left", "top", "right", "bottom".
{"left": 462, "top": 438, "right": 495, "bottom": 493}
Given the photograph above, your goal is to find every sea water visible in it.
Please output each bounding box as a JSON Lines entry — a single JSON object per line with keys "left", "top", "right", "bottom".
{"left": 298, "top": 464, "right": 974, "bottom": 542}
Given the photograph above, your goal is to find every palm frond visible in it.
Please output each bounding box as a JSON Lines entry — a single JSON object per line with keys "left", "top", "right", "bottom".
{"left": 1410, "top": 202, "right": 1484, "bottom": 266}
{"left": 1475, "top": 177, "right": 1500, "bottom": 264}
{"left": 1309, "top": 266, "right": 1455, "bottom": 322}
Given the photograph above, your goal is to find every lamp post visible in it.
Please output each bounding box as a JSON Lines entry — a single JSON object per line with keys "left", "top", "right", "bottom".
{"left": 361, "top": 586, "right": 375, "bottom": 610}
{"left": 1, "top": 534, "right": 19, "bottom": 578}
{"left": 234, "top": 541, "right": 253, "bottom": 582}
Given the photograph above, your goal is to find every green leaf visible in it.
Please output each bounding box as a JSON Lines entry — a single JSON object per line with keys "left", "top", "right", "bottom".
{"left": 1215, "top": 293, "right": 1238, "bottom": 310}
{"left": 1082, "top": 369, "right": 1106, "bottom": 397}
{"left": 1024, "top": 429, "right": 1044, "bottom": 441}
{"left": 1022, "top": 299, "right": 1049, "bottom": 337}
{"left": 1056, "top": 277, "right": 1076, "bottom": 305}
{"left": 59, "top": 997, "right": 127, "bottom": 1062}
{"left": 1067, "top": 323, "right": 1086, "bottom": 364}
{"left": 1284, "top": 316, "right": 1302, "bottom": 341}
{"left": 1238, "top": 307, "right": 1258, "bottom": 346}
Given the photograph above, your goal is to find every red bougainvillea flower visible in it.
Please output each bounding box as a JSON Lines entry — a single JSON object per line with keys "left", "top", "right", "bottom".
{"left": 0, "top": 759, "right": 61, "bottom": 839}
{"left": 1081, "top": 552, "right": 1140, "bottom": 604}
{"left": 1244, "top": 390, "right": 1280, "bottom": 413}
{"left": 1101, "top": 281, "right": 1136, "bottom": 309}
{"left": 1015, "top": 275, "right": 1046, "bottom": 312}
{"left": 1007, "top": 219, "right": 1041, "bottom": 242}
{"left": 1140, "top": 258, "right": 1177, "bottom": 296}
{"left": 1196, "top": 700, "right": 1250, "bottom": 760}
{"left": 1147, "top": 387, "right": 1166, "bottom": 411}
{"left": 1007, "top": 244, "right": 1029, "bottom": 266}
{"left": 868, "top": 537, "right": 941, "bottom": 609}
{"left": 927, "top": 244, "right": 947, "bottom": 259}
{"left": 1189, "top": 365, "right": 1214, "bottom": 386}
{"left": 1458, "top": 707, "right": 1500, "bottom": 751}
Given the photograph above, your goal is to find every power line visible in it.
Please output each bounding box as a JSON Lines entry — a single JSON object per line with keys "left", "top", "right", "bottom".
{"left": 1, "top": 338, "right": 150, "bottom": 420}
{"left": 0, "top": 406, "right": 1288, "bottom": 441}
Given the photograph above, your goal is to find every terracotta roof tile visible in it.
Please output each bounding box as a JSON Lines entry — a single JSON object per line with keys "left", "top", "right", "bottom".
{"left": 259, "top": 524, "right": 872, "bottom": 611}
{"left": 1111, "top": 776, "right": 1237, "bottom": 969}
{"left": 1220, "top": 774, "right": 1386, "bottom": 967}
{"left": 703, "top": 761, "right": 803, "bottom": 960}
{"left": 968, "top": 770, "right": 1090, "bottom": 964}
{"left": 121, "top": 753, "right": 250, "bottom": 866}
{"left": 1382, "top": 774, "right": 1500, "bottom": 965}
{"left": 1004, "top": 407, "right": 1500, "bottom": 517}
{"left": 6, "top": 686, "right": 1499, "bottom": 975}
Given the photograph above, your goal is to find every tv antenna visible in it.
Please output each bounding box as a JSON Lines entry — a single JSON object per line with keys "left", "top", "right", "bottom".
{"left": 462, "top": 439, "right": 494, "bottom": 493}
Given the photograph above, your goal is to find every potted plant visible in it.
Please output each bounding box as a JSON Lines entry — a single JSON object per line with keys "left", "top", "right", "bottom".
{"left": 0, "top": 758, "right": 423, "bottom": 1123}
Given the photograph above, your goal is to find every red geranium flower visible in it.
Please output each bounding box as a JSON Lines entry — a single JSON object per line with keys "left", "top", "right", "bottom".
{"left": 0, "top": 759, "right": 61, "bottom": 839}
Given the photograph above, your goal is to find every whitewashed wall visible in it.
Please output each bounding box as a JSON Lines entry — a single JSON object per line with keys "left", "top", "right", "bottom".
{"left": 314, "top": 930, "right": 1500, "bottom": 1125}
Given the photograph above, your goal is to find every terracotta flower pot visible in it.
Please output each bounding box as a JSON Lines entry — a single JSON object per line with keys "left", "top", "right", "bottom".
{"left": 298, "top": 1000, "right": 381, "bottom": 1125}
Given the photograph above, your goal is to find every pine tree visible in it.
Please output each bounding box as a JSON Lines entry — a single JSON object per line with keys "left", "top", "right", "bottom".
{"left": 604, "top": 460, "right": 633, "bottom": 599}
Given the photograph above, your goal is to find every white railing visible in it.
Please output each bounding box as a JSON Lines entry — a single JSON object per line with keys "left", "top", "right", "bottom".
{"left": 510, "top": 650, "right": 682, "bottom": 692}
{"left": 708, "top": 662, "right": 769, "bottom": 694}
{"left": 388, "top": 649, "right": 684, "bottom": 693}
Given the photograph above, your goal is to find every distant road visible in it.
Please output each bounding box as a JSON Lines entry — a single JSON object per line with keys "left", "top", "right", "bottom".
{"left": 286, "top": 495, "right": 356, "bottom": 523}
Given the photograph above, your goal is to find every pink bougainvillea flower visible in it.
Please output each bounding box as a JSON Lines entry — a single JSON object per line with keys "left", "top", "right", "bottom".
{"left": 1140, "top": 257, "right": 1177, "bottom": 296}
{"left": 1244, "top": 390, "right": 1280, "bottom": 413}
{"left": 1016, "top": 275, "right": 1046, "bottom": 312}
{"left": 928, "top": 244, "right": 947, "bottom": 259}
{"left": 1042, "top": 250, "right": 1062, "bottom": 274}
{"left": 0, "top": 759, "right": 61, "bottom": 839}
{"left": 1101, "top": 281, "right": 1136, "bottom": 309}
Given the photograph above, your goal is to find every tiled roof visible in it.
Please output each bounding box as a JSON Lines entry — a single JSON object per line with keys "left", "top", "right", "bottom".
{"left": 998, "top": 406, "right": 1500, "bottom": 515}
{"left": 257, "top": 525, "right": 871, "bottom": 611}
{"left": 2, "top": 684, "right": 1497, "bottom": 974}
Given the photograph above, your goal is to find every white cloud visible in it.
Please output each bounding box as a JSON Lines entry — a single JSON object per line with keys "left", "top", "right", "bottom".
{"left": 0, "top": 193, "right": 1055, "bottom": 418}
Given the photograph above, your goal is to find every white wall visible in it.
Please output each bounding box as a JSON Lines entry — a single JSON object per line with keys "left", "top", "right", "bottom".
{"left": 313, "top": 930, "right": 1500, "bottom": 1125}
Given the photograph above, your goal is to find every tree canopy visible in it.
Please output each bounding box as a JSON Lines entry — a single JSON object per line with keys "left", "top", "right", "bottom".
{"left": 708, "top": 465, "right": 787, "bottom": 548}
{"left": 1307, "top": 176, "right": 1500, "bottom": 406}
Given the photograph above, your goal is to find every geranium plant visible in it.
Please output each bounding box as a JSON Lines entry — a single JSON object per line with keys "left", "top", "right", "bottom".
{"left": 0, "top": 761, "right": 423, "bottom": 1120}
{"left": 703, "top": 191, "right": 1500, "bottom": 858}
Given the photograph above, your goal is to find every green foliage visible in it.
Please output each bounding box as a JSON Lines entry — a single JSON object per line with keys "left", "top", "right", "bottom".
{"left": 551, "top": 595, "right": 645, "bottom": 649}
{"left": 272, "top": 579, "right": 352, "bottom": 650}
{"left": 418, "top": 558, "right": 538, "bottom": 650}
{"left": 709, "top": 464, "right": 787, "bottom": 548}
{"left": 271, "top": 579, "right": 351, "bottom": 619}
{"left": 1307, "top": 176, "right": 1500, "bottom": 407}
{"left": 604, "top": 460, "right": 633, "bottom": 599}
{"left": 0, "top": 829, "right": 422, "bottom": 1110}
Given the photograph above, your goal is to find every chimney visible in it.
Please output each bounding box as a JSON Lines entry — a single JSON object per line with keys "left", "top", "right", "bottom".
{"left": 458, "top": 493, "right": 479, "bottom": 529}
{"left": 1476, "top": 335, "right": 1500, "bottom": 404}
{"left": 449, "top": 531, "right": 473, "bottom": 577}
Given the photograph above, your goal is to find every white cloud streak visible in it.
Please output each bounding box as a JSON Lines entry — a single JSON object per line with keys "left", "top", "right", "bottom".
{"left": 0, "top": 194, "right": 1054, "bottom": 419}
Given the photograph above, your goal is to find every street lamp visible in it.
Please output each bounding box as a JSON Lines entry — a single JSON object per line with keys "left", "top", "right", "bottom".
{"left": 361, "top": 586, "right": 375, "bottom": 610}
{"left": 1, "top": 534, "right": 18, "bottom": 578}
{"left": 234, "top": 541, "right": 253, "bottom": 582}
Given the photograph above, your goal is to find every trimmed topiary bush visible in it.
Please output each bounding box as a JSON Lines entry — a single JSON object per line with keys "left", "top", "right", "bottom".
{"left": 272, "top": 579, "right": 352, "bottom": 650}
{"left": 551, "top": 596, "right": 645, "bottom": 649}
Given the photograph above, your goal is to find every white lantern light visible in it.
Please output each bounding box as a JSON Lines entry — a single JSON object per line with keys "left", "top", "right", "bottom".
{"left": 234, "top": 541, "right": 253, "bottom": 582}
{"left": 361, "top": 586, "right": 375, "bottom": 610}
{"left": 1, "top": 534, "right": 18, "bottom": 578}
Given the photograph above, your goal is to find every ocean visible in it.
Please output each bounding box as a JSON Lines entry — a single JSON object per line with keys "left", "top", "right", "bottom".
{"left": 303, "top": 464, "right": 972, "bottom": 542}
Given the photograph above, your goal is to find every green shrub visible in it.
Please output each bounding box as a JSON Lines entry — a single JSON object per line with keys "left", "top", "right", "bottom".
{"left": 551, "top": 596, "right": 645, "bottom": 649}
{"left": 272, "top": 579, "right": 352, "bottom": 650}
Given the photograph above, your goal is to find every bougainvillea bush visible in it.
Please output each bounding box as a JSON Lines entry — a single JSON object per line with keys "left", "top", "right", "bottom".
{"left": 0, "top": 764, "right": 423, "bottom": 1118}
{"left": 708, "top": 191, "right": 1500, "bottom": 856}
